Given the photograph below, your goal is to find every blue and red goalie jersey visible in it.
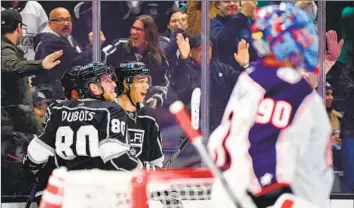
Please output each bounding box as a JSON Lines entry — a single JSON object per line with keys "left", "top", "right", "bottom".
{"left": 208, "top": 62, "right": 333, "bottom": 207}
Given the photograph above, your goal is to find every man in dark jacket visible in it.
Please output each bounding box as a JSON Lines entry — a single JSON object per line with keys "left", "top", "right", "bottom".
{"left": 210, "top": 1, "right": 257, "bottom": 70}
{"left": 1, "top": 9, "right": 62, "bottom": 196}
{"left": 171, "top": 34, "right": 242, "bottom": 131}
{"left": 33, "top": 7, "right": 106, "bottom": 99}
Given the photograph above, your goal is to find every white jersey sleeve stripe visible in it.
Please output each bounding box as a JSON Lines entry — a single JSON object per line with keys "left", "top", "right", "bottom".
{"left": 156, "top": 135, "right": 163, "bottom": 157}
{"left": 27, "top": 136, "right": 55, "bottom": 164}
{"left": 99, "top": 140, "right": 130, "bottom": 162}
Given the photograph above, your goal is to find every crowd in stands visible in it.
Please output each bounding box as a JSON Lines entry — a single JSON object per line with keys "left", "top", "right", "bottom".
{"left": 1, "top": 0, "right": 354, "bottom": 200}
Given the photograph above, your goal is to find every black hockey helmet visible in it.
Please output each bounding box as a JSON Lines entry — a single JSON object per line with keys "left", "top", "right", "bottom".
{"left": 32, "top": 84, "right": 55, "bottom": 106}
{"left": 115, "top": 61, "right": 150, "bottom": 94}
{"left": 61, "top": 66, "right": 80, "bottom": 99}
{"left": 75, "top": 62, "right": 116, "bottom": 99}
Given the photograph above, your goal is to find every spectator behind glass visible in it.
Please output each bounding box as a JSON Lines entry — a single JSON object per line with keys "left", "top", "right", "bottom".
{"left": 326, "top": 82, "right": 343, "bottom": 143}
{"left": 1, "top": 1, "right": 48, "bottom": 60}
{"left": 162, "top": 8, "right": 188, "bottom": 73}
{"left": 327, "top": 6, "right": 354, "bottom": 111}
{"left": 339, "top": 48, "right": 354, "bottom": 193}
{"left": 211, "top": 1, "right": 257, "bottom": 71}
{"left": 160, "top": 8, "right": 188, "bottom": 55}
{"left": 163, "top": 8, "right": 188, "bottom": 38}
{"left": 106, "top": 15, "right": 170, "bottom": 109}
{"left": 1, "top": 9, "right": 62, "bottom": 196}
{"left": 171, "top": 34, "right": 243, "bottom": 131}
{"left": 325, "top": 81, "right": 343, "bottom": 193}
{"left": 32, "top": 7, "right": 106, "bottom": 99}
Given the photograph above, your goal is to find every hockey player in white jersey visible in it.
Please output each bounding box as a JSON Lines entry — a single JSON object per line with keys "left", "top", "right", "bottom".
{"left": 208, "top": 3, "right": 333, "bottom": 208}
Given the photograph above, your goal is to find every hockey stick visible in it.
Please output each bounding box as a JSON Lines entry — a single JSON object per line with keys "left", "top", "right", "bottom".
{"left": 162, "top": 88, "right": 201, "bottom": 168}
{"left": 169, "top": 101, "right": 243, "bottom": 208}
{"left": 25, "top": 183, "right": 37, "bottom": 208}
{"left": 162, "top": 137, "right": 189, "bottom": 168}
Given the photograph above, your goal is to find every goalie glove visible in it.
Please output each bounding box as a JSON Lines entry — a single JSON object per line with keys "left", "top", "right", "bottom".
{"left": 208, "top": 121, "right": 232, "bottom": 171}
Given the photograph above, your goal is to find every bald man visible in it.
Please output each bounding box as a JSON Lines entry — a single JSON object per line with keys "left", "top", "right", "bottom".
{"left": 48, "top": 7, "right": 73, "bottom": 37}
{"left": 32, "top": 7, "right": 105, "bottom": 99}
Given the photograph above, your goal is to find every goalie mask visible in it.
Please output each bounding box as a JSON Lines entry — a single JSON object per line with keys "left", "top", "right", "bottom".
{"left": 251, "top": 3, "right": 318, "bottom": 73}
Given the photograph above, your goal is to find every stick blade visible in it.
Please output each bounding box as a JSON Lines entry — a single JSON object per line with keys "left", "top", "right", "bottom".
{"left": 170, "top": 101, "right": 201, "bottom": 143}
{"left": 191, "top": 88, "right": 201, "bottom": 130}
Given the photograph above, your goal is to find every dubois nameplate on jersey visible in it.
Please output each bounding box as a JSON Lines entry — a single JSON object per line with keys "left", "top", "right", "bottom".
{"left": 128, "top": 128, "right": 145, "bottom": 156}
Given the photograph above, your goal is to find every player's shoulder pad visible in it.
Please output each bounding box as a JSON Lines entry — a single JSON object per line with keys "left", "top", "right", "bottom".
{"left": 47, "top": 99, "right": 66, "bottom": 111}
{"left": 43, "top": 99, "right": 66, "bottom": 124}
{"left": 138, "top": 105, "right": 158, "bottom": 118}
{"left": 103, "top": 101, "right": 126, "bottom": 115}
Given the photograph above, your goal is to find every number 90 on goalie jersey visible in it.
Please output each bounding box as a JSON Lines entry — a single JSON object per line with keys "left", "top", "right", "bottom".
{"left": 25, "top": 99, "right": 131, "bottom": 172}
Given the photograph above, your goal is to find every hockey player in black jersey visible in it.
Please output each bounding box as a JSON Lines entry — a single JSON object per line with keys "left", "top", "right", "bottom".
{"left": 115, "top": 62, "right": 181, "bottom": 207}
{"left": 23, "top": 63, "right": 155, "bottom": 200}
{"left": 115, "top": 61, "right": 164, "bottom": 168}
{"left": 26, "top": 66, "right": 82, "bottom": 203}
